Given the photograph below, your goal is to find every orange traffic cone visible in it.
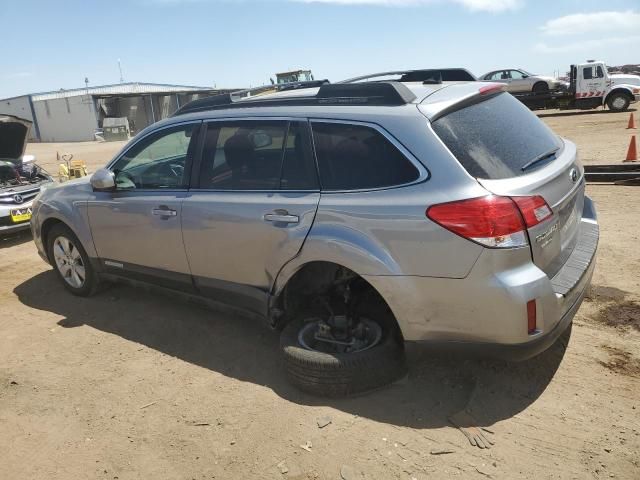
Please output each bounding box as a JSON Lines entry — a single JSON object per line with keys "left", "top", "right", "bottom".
{"left": 624, "top": 135, "right": 638, "bottom": 162}
{"left": 627, "top": 113, "right": 636, "bottom": 129}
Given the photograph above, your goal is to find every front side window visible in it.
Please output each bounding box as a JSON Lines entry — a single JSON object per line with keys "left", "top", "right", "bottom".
{"left": 311, "top": 122, "right": 419, "bottom": 191}
{"left": 111, "top": 124, "right": 197, "bottom": 189}
{"left": 510, "top": 70, "right": 525, "bottom": 80}
{"left": 596, "top": 66, "right": 604, "bottom": 78}
{"left": 197, "top": 120, "right": 318, "bottom": 191}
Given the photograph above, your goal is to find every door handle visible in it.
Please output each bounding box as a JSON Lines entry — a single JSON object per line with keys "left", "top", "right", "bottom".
{"left": 264, "top": 212, "right": 299, "bottom": 224}
{"left": 152, "top": 206, "right": 177, "bottom": 217}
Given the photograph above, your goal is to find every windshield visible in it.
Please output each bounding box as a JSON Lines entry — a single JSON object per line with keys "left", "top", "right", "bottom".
{"left": 432, "top": 92, "right": 562, "bottom": 179}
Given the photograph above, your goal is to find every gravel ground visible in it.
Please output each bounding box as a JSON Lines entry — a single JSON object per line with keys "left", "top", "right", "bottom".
{"left": 0, "top": 108, "right": 638, "bottom": 479}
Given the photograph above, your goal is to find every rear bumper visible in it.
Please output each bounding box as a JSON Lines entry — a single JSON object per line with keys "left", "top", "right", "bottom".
{"left": 365, "top": 196, "right": 598, "bottom": 359}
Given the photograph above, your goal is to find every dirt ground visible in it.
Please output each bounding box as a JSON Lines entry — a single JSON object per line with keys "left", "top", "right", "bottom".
{"left": 1, "top": 109, "right": 639, "bottom": 479}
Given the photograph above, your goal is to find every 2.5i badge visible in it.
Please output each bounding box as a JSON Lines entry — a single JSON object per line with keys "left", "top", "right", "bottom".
{"left": 535, "top": 222, "right": 558, "bottom": 248}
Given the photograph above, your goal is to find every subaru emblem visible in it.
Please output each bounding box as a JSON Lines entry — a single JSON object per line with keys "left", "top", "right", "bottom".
{"left": 13, "top": 194, "right": 24, "bottom": 204}
{"left": 569, "top": 168, "right": 578, "bottom": 183}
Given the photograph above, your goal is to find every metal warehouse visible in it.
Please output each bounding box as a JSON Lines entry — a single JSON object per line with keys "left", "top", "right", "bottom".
{"left": 0, "top": 83, "right": 238, "bottom": 142}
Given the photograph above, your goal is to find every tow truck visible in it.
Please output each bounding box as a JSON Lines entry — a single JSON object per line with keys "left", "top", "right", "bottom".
{"left": 512, "top": 61, "right": 640, "bottom": 112}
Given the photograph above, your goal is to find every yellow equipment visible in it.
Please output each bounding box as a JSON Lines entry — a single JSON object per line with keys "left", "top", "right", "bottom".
{"left": 57, "top": 152, "right": 88, "bottom": 182}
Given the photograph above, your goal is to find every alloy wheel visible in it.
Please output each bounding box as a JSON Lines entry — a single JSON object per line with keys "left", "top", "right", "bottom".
{"left": 53, "top": 236, "right": 86, "bottom": 288}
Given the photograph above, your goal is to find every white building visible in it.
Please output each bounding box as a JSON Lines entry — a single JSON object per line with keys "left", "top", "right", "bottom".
{"left": 0, "top": 82, "right": 239, "bottom": 142}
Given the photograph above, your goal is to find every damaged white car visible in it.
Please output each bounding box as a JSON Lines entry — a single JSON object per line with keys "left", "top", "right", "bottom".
{"left": 0, "top": 115, "right": 53, "bottom": 233}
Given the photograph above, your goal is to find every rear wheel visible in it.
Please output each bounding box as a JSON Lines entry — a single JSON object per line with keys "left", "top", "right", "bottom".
{"left": 47, "top": 224, "right": 99, "bottom": 296}
{"left": 533, "top": 82, "right": 549, "bottom": 94}
{"left": 607, "top": 92, "right": 631, "bottom": 112}
{"left": 280, "top": 293, "right": 406, "bottom": 397}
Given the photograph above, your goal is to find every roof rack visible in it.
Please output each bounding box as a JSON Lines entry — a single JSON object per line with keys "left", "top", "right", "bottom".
{"left": 173, "top": 81, "right": 417, "bottom": 116}
{"left": 340, "top": 68, "right": 477, "bottom": 84}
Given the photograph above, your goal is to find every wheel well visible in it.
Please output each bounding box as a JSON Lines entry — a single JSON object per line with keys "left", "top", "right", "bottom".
{"left": 606, "top": 89, "right": 633, "bottom": 102}
{"left": 272, "top": 261, "right": 403, "bottom": 339}
{"left": 40, "top": 218, "right": 64, "bottom": 260}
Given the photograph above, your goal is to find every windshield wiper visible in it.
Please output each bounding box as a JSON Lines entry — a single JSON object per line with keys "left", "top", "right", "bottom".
{"left": 521, "top": 147, "right": 559, "bottom": 172}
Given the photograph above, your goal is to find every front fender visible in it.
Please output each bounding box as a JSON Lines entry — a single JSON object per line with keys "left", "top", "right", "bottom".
{"left": 605, "top": 86, "right": 636, "bottom": 103}
{"left": 33, "top": 178, "right": 96, "bottom": 259}
{"left": 272, "top": 222, "right": 403, "bottom": 297}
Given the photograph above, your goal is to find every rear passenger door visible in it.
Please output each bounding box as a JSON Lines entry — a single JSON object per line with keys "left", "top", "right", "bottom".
{"left": 181, "top": 119, "right": 320, "bottom": 314}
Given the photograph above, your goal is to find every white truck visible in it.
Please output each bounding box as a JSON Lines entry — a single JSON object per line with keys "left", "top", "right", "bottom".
{"left": 514, "top": 61, "right": 640, "bottom": 112}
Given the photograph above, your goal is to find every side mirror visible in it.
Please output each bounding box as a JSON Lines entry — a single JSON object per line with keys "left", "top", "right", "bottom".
{"left": 90, "top": 168, "right": 116, "bottom": 191}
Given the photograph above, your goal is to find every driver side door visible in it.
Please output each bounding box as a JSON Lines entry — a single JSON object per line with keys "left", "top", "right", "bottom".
{"left": 507, "top": 70, "right": 529, "bottom": 92}
{"left": 87, "top": 121, "right": 201, "bottom": 289}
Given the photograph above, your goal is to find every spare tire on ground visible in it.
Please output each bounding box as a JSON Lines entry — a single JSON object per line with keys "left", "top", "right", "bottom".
{"left": 280, "top": 314, "right": 407, "bottom": 397}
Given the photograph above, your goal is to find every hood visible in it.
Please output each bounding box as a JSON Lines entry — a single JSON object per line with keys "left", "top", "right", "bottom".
{"left": 0, "top": 115, "right": 31, "bottom": 163}
{"left": 610, "top": 74, "right": 640, "bottom": 87}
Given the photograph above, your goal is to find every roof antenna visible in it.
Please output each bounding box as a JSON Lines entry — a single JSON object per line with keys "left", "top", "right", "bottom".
{"left": 118, "top": 58, "right": 124, "bottom": 83}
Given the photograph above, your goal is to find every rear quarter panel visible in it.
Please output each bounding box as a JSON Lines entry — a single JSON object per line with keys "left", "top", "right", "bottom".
{"left": 273, "top": 112, "right": 492, "bottom": 294}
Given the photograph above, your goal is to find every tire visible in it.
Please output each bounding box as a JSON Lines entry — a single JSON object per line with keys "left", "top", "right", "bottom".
{"left": 533, "top": 82, "right": 549, "bottom": 94}
{"left": 607, "top": 92, "right": 631, "bottom": 112}
{"left": 47, "top": 223, "right": 99, "bottom": 296}
{"left": 280, "top": 305, "right": 407, "bottom": 397}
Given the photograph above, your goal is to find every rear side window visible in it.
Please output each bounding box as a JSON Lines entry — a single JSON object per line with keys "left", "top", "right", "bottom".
{"left": 431, "top": 93, "right": 561, "bottom": 179}
{"left": 311, "top": 122, "right": 419, "bottom": 190}
{"left": 198, "top": 120, "right": 318, "bottom": 191}
{"left": 280, "top": 122, "right": 318, "bottom": 190}
{"left": 198, "top": 121, "right": 286, "bottom": 190}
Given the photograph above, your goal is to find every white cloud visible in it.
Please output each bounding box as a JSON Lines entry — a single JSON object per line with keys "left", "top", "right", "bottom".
{"left": 296, "top": 0, "right": 520, "bottom": 11}
{"left": 455, "top": 0, "right": 519, "bottom": 12}
{"left": 541, "top": 10, "right": 640, "bottom": 36}
{"left": 145, "top": 0, "right": 521, "bottom": 12}
{"left": 533, "top": 35, "right": 640, "bottom": 54}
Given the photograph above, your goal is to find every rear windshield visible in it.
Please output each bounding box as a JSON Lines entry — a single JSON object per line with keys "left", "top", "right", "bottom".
{"left": 431, "top": 92, "right": 561, "bottom": 179}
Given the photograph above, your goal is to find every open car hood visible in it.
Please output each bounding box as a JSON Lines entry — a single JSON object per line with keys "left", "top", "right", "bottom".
{"left": 0, "top": 115, "right": 31, "bottom": 163}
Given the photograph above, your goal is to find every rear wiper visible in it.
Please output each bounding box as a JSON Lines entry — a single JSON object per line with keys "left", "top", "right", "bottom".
{"left": 521, "top": 148, "right": 559, "bottom": 172}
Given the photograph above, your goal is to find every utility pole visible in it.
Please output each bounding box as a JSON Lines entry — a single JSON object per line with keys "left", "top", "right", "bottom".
{"left": 118, "top": 59, "right": 124, "bottom": 83}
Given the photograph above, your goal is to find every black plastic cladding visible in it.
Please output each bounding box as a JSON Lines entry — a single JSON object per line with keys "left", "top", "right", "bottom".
{"left": 172, "top": 81, "right": 418, "bottom": 116}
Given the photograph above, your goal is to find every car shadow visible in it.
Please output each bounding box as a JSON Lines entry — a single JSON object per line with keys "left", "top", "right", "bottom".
{"left": 14, "top": 271, "right": 569, "bottom": 430}
{"left": 0, "top": 229, "right": 33, "bottom": 249}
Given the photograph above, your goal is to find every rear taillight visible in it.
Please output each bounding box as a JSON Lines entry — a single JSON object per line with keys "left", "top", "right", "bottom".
{"left": 426, "top": 195, "right": 553, "bottom": 249}
{"left": 511, "top": 195, "right": 553, "bottom": 227}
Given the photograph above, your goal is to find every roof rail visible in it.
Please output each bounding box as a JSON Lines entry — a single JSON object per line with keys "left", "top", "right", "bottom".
{"left": 340, "top": 68, "right": 476, "bottom": 84}
{"left": 172, "top": 81, "right": 417, "bottom": 116}
{"left": 276, "top": 79, "right": 330, "bottom": 91}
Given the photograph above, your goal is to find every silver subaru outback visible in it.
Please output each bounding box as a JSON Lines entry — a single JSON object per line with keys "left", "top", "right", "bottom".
{"left": 30, "top": 79, "right": 598, "bottom": 396}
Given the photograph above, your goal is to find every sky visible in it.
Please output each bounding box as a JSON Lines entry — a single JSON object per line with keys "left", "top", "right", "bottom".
{"left": 1, "top": 0, "right": 639, "bottom": 98}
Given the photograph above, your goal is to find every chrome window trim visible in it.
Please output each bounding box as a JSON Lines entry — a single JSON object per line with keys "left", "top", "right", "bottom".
{"left": 309, "top": 118, "right": 430, "bottom": 193}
